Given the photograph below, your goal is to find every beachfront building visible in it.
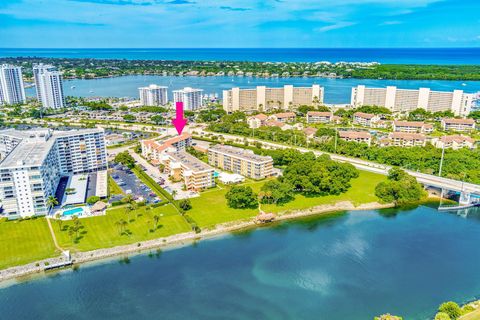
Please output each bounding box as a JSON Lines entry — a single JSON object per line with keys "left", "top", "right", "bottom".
{"left": 380, "top": 132, "right": 427, "bottom": 147}
{"left": 351, "top": 85, "right": 474, "bottom": 116}
{"left": 161, "top": 151, "right": 215, "bottom": 191}
{"left": 432, "top": 135, "right": 476, "bottom": 150}
{"left": 339, "top": 131, "right": 372, "bottom": 146}
{"left": 139, "top": 84, "right": 168, "bottom": 106}
{"left": 141, "top": 133, "right": 192, "bottom": 163}
{"left": 268, "top": 112, "right": 296, "bottom": 123}
{"left": 441, "top": 118, "right": 476, "bottom": 132}
{"left": 208, "top": 144, "right": 274, "bottom": 179}
{"left": 173, "top": 87, "right": 203, "bottom": 111}
{"left": 0, "top": 128, "right": 107, "bottom": 219}
{"left": 0, "top": 64, "right": 26, "bottom": 106}
{"left": 353, "top": 112, "right": 380, "bottom": 127}
{"left": 33, "top": 64, "right": 65, "bottom": 109}
{"left": 306, "top": 111, "right": 333, "bottom": 124}
{"left": 247, "top": 114, "right": 268, "bottom": 129}
{"left": 222, "top": 85, "right": 324, "bottom": 113}
{"left": 393, "top": 121, "right": 434, "bottom": 134}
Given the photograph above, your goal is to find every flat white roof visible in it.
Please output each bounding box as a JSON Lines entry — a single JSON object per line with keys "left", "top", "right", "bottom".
{"left": 96, "top": 170, "right": 108, "bottom": 198}
{"left": 63, "top": 174, "right": 89, "bottom": 206}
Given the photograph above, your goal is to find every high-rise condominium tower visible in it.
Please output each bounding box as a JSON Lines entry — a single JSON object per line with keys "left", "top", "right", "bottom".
{"left": 33, "top": 64, "right": 65, "bottom": 109}
{"left": 0, "top": 64, "right": 26, "bottom": 106}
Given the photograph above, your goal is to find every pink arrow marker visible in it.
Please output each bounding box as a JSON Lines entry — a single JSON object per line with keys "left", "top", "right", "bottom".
{"left": 172, "top": 101, "right": 188, "bottom": 135}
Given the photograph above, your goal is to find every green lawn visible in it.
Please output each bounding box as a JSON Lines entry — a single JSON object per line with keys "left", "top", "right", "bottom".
{"left": 188, "top": 180, "right": 266, "bottom": 229}
{"left": 460, "top": 308, "right": 480, "bottom": 320}
{"left": 262, "top": 170, "right": 386, "bottom": 213}
{"left": 188, "top": 170, "right": 386, "bottom": 229}
{"left": 108, "top": 175, "right": 124, "bottom": 196}
{"left": 0, "top": 218, "right": 58, "bottom": 269}
{"left": 53, "top": 204, "right": 190, "bottom": 252}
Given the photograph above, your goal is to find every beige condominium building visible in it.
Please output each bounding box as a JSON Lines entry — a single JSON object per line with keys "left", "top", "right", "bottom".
{"left": 223, "top": 85, "right": 324, "bottom": 113}
{"left": 351, "top": 85, "right": 474, "bottom": 116}
{"left": 161, "top": 151, "right": 215, "bottom": 191}
{"left": 208, "top": 144, "right": 274, "bottom": 179}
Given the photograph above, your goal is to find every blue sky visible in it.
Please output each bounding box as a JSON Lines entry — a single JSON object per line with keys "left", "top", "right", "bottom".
{"left": 0, "top": 0, "right": 479, "bottom": 48}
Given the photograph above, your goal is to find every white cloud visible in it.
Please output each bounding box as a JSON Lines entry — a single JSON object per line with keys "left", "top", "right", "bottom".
{"left": 315, "top": 21, "right": 355, "bottom": 32}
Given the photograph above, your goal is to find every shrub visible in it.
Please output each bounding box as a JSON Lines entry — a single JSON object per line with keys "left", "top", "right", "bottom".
{"left": 438, "top": 302, "right": 461, "bottom": 320}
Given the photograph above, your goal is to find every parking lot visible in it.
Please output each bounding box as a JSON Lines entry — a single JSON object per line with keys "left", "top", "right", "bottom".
{"left": 110, "top": 163, "right": 163, "bottom": 205}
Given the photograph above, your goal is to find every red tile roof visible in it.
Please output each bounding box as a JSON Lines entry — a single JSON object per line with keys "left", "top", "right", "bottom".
{"left": 339, "top": 131, "right": 371, "bottom": 139}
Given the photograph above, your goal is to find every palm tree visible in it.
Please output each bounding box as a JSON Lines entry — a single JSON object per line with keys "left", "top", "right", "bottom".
{"left": 124, "top": 205, "right": 132, "bottom": 223}
{"left": 171, "top": 190, "right": 177, "bottom": 200}
{"left": 46, "top": 196, "right": 59, "bottom": 209}
{"left": 54, "top": 212, "right": 63, "bottom": 230}
{"left": 68, "top": 228, "right": 75, "bottom": 242}
{"left": 115, "top": 219, "right": 128, "bottom": 235}
{"left": 153, "top": 215, "right": 160, "bottom": 230}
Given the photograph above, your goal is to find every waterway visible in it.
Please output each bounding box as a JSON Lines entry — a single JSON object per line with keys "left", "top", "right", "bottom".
{"left": 25, "top": 75, "right": 480, "bottom": 104}
{"left": 1, "top": 205, "right": 480, "bottom": 320}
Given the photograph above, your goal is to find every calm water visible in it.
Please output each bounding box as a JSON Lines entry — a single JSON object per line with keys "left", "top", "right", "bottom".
{"left": 25, "top": 75, "right": 480, "bottom": 104}
{"left": 3, "top": 48, "right": 480, "bottom": 64}
{"left": 1, "top": 206, "right": 480, "bottom": 320}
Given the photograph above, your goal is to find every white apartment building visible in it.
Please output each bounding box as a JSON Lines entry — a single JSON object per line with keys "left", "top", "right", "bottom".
{"left": 306, "top": 111, "right": 333, "bottom": 124}
{"left": 393, "top": 121, "right": 434, "bottom": 134}
{"left": 139, "top": 84, "right": 168, "bottom": 106}
{"left": 441, "top": 118, "right": 476, "bottom": 132}
{"left": 380, "top": 132, "right": 427, "bottom": 147}
{"left": 223, "top": 85, "right": 324, "bottom": 113}
{"left": 0, "top": 128, "right": 107, "bottom": 219}
{"left": 0, "top": 64, "right": 26, "bottom": 105}
{"left": 351, "top": 85, "right": 473, "bottom": 116}
{"left": 33, "top": 64, "right": 65, "bottom": 109}
{"left": 353, "top": 112, "right": 380, "bottom": 127}
{"left": 433, "top": 135, "right": 476, "bottom": 150}
{"left": 173, "top": 87, "right": 203, "bottom": 111}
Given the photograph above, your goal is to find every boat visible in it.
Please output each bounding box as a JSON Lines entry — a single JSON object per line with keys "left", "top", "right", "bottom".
{"left": 462, "top": 83, "right": 467, "bottom": 86}
{"left": 71, "top": 86, "right": 76, "bottom": 89}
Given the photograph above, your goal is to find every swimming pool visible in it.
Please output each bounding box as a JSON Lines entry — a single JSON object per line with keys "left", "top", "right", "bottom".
{"left": 63, "top": 207, "right": 84, "bottom": 216}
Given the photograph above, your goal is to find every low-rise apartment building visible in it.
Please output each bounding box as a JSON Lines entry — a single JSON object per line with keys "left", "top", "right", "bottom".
{"left": 223, "top": 85, "right": 324, "bottom": 113}
{"left": 393, "top": 121, "right": 433, "bottom": 134}
{"left": 441, "top": 118, "right": 476, "bottom": 132}
{"left": 208, "top": 144, "right": 274, "bottom": 179}
{"left": 141, "top": 133, "right": 192, "bottom": 163}
{"left": 380, "top": 132, "right": 427, "bottom": 147}
{"left": 161, "top": 151, "right": 215, "bottom": 191}
{"left": 306, "top": 111, "right": 333, "bottom": 124}
{"left": 353, "top": 112, "right": 380, "bottom": 127}
{"left": 247, "top": 114, "right": 268, "bottom": 129}
{"left": 0, "top": 128, "right": 107, "bottom": 219}
{"left": 269, "top": 112, "right": 296, "bottom": 123}
{"left": 433, "top": 135, "right": 476, "bottom": 150}
{"left": 339, "top": 131, "right": 372, "bottom": 146}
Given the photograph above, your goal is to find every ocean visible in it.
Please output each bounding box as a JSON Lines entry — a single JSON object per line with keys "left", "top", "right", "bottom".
{"left": 2, "top": 48, "right": 480, "bottom": 64}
